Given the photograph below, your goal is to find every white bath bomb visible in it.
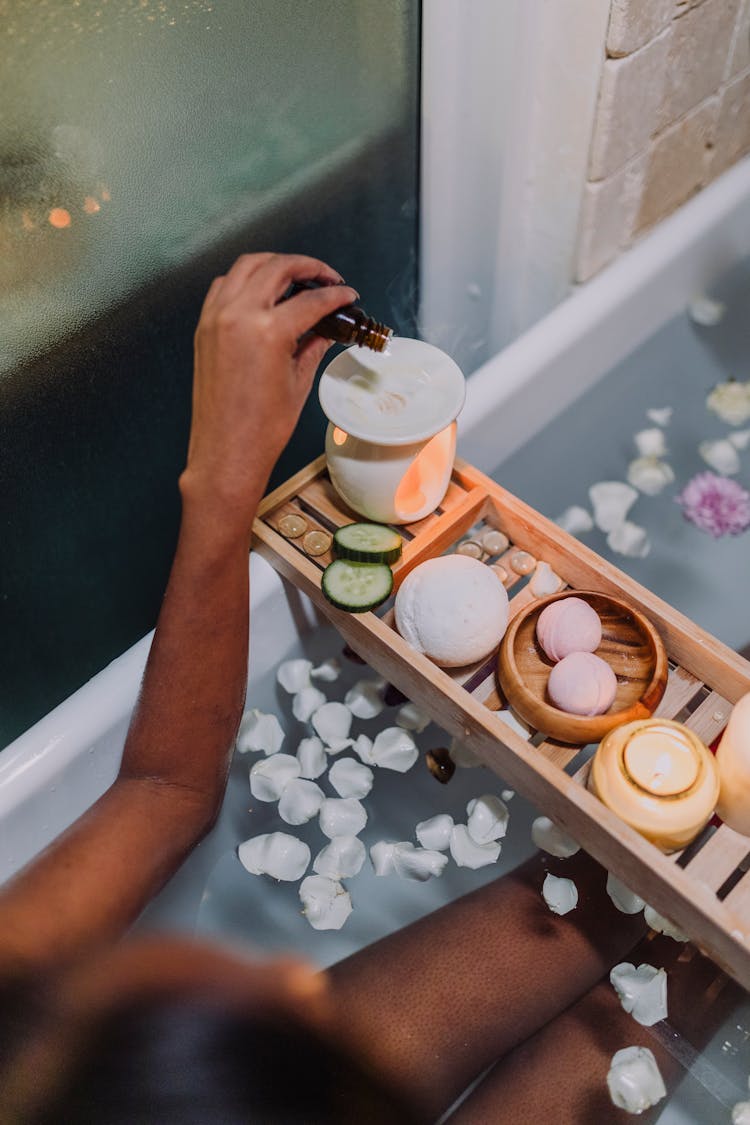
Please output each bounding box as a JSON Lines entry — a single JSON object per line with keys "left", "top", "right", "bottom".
{"left": 395, "top": 555, "right": 509, "bottom": 667}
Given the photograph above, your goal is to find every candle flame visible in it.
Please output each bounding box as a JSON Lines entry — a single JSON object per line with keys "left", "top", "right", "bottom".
{"left": 83, "top": 196, "right": 101, "bottom": 214}
{"left": 332, "top": 427, "right": 348, "bottom": 446}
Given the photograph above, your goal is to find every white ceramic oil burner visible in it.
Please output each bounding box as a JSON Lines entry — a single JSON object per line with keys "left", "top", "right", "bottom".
{"left": 318, "top": 337, "right": 465, "bottom": 525}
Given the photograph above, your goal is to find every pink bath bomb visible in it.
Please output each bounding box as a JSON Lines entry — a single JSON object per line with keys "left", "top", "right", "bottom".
{"left": 536, "top": 597, "right": 602, "bottom": 663}
{"left": 547, "top": 651, "right": 617, "bottom": 716}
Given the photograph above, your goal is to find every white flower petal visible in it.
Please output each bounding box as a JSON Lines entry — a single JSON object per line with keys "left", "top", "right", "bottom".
{"left": 466, "top": 795, "right": 510, "bottom": 844}
{"left": 531, "top": 816, "right": 580, "bottom": 858}
{"left": 392, "top": 841, "right": 449, "bottom": 881}
{"left": 328, "top": 757, "right": 374, "bottom": 799}
{"left": 236, "top": 709, "right": 285, "bottom": 756}
{"left": 370, "top": 840, "right": 398, "bottom": 876}
{"left": 610, "top": 962, "right": 668, "bottom": 1027}
{"left": 529, "top": 561, "right": 564, "bottom": 597}
{"left": 449, "top": 824, "right": 501, "bottom": 869}
{"left": 319, "top": 797, "right": 367, "bottom": 839}
{"left": 313, "top": 836, "right": 366, "bottom": 880}
{"left": 249, "top": 754, "right": 300, "bottom": 802}
{"left": 324, "top": 738, "right": 354, "bottom": 755}
{"left": 607, "top": 520, "right": 650, "bottom": 558}
{"left": 278, "top": 778, "right": 325, "bottom": 825}
{"left": 299, "top": 875, "right": 352, "bottom": 930}
{"left": 606, "top": 873, "right": 646, "bottom": 915}
{"left": 589, "top": 481, "right": 638, "bottom": 533}
{"left": 644, "top": 905, "right": 689, "bottom": 942}
{"left": 238, "top": 832, "right": 310, "bottom": 881}
{"left": 607, "top": 1046, "right": 666, "bottom": 1114}
{"left": 646, "top": 407, "right": 673, "bottom": 427}
{"left": 345, "top": 678, "right": 386, "bottom": 719}
{"left": 312, "top": 701, "right": 353, "bottom": 744}
{"left": 634, "top": 428, "right": 668, "bottom": 459}
{"left": 277, "top": 659, "right": 313, "bottom": 694}
{"left": 688, "top": 295, "right": 725, "bottom": 327}
{"left": 352, "top": 733, "right": 375, "bottom": 765}
{"left": 501, "top": 789, "right": 515, "bottom": 801}
{"left": 292, "top": 685, "right": 327, "bottom": 723}
{"left": 626, "top": 457, "right": 675, "bottom": 496}
{"left": 706, "top": 380, "right": 750, "bottom": 426}
{"left": 729, "top": 429, "right": 750, "bottom": 450}
{"left": 699, "top": 438, "right": 741, "bottom": 476}
{"left": 732, "top": 1101, "right": 750, "bottom": 1125}
{"left": 311, "top": 657, "right": 341, "bottom": 682}
{"left": 449, "top": 736, "right": 481, "bottom": 767}
{"left": 416, "top": 813, "right": 454, "bottom": 852}
{"left": 554, "top": 505, "right": 594, "bottom": 535}
{"left": 296, "top": 736, "right": 328, "bottom": 780}
{"left": 371, "top": 727, "right": 418, "bottom": 772}
{"left": 395, "top": 702, "right": 431, "bottom": 732}
{"left": 542, "top": 873, "right": 578, "bottom": 915}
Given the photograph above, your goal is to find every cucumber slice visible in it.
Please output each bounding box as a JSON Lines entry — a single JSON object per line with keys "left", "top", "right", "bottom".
{"left": 333, "top": 522, "right": 402, "bottom": 565}
{"left": 322, "top": 559, "right": 394, "bottom": 613}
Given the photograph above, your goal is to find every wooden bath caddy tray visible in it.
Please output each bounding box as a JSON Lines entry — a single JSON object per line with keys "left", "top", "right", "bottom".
{"left": 253, "top": 455, "right": 750, "bottom": 990}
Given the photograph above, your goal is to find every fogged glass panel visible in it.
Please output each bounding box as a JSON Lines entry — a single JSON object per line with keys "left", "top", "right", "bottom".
{"left": 0, "top": 0, "right": 420, "bottom": 747}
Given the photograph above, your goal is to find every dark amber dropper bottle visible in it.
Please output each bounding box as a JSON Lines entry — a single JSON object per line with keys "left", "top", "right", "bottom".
{"left": 286, "top": 281, "right": 393, "bottom": 353}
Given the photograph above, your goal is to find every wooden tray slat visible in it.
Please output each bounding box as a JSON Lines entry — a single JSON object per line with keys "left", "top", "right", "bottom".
{"left": 252, "top": 454, "right": 750, "bottom": 990}
{"left": 296, "top": 475, "right": 362, "bottom": 529}
{"left": 684, "top": 826, "right": 750, "bottom": 892}
{"left": 723, "top": 869, "right": 750, "bottom": 926}
{"left": 402, "top": 478, "right": 471, "bottom": 537}
{"left": 680, "top": 691, "right": 731, "bottom": 746}
{"left": 652, "top": 665, "right": 704, "bottom": 718}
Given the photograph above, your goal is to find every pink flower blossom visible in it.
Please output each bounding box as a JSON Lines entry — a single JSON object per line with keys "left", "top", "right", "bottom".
{"left": 675, "top": 472, "right": 750, "bottom": 537}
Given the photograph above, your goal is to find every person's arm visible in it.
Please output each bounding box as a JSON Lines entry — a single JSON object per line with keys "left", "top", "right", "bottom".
{"left": 0, "top": 252, "right": 358, "bottom": 975}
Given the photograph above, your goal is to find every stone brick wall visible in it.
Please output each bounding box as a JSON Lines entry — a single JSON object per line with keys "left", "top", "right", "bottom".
{"left": 575, "top": 0, "right": 750, "bottom": 281}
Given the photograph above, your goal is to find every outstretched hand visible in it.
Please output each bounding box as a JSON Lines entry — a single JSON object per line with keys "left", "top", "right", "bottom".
{"left": 181, "top": 252, "right": 357, "bottom": 528}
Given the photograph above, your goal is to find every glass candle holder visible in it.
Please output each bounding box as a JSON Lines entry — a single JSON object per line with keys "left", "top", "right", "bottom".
{"left": 589, "top": 718, "right": 719, "bottom": 852}
{"left": 319, "top": 337, "right": 465, "bottom": 525}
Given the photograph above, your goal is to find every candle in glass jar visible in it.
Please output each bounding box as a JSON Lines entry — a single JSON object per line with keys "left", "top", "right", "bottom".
{"left": 589, "top": 719, "right": 719, "bottom": 852}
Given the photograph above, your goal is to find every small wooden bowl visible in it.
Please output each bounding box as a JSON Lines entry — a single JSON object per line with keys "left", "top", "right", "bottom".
{"left": 497, "top": 590, "right": 668, "bottom": 744}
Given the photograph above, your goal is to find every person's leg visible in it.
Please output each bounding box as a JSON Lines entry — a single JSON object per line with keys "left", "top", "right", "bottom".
{"left": 447, "top": 935, "right": 740, "bottom": 1124}
{"left": 445, "top": 975, "right": 674, "bottom": 1125}
{"left": 326, "top": 850, "right": 646, "bottom": 1119}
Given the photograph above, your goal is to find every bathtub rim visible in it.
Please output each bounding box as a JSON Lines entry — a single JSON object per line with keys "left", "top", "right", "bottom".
{"left": 3, "top": 156, "right": 750, "bottom": 821}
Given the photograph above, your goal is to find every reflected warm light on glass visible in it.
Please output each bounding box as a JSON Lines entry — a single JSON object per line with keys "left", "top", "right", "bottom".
{"left": 48, "top": 208, "right": 72, "bottom": 229}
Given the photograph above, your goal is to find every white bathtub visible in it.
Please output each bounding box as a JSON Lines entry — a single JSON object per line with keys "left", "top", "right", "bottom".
{"left": 3, "top": 158, "right": 750, "bottom": 1121}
